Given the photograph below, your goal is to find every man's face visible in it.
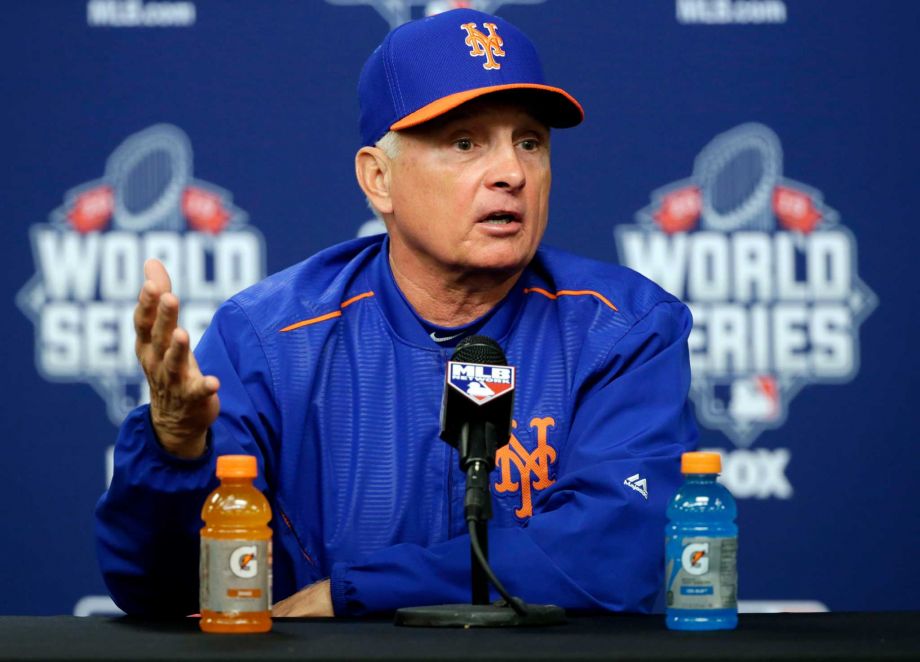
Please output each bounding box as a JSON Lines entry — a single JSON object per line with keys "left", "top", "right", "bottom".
{"left": 385, "top": 98, "right": 551, "bottom": 281}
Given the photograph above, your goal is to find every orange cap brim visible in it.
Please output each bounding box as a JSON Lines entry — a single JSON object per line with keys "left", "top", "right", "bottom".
{"left": 390, "top": 83, "right": 584, "bottom": 132}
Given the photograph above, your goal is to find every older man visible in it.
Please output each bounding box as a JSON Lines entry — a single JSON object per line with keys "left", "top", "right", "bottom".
{"left": 96, "top": 8, "right": 696, "bottom": 618}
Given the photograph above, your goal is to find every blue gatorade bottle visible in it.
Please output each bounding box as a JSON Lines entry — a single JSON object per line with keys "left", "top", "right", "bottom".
{"left": 665, "top": 452, "right": 738, "bottom": 630}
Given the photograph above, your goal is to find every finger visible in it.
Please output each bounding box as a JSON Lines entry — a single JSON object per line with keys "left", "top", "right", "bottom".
{"left": 271, "top": 595, "right": 294, "bottom": 618}
{"left": 271, "top": 589, "right": 304, "bottom": 617}
{"left": 271, "top": 580, "right": 332, "bottom": 618}
{"left": 133, "top": 280, "right": 161, "bottom": 344}
{"left": 187, "top": 374, "right": 221, "bottom": 400}
{"left": 150, "top": 292, "right": 180, "bottom": 359}
{"left": 144, "top": 258, "right": 173, "bottom": 294}
{"left": 162, "top": 328, "right": 190, "bottom": 383}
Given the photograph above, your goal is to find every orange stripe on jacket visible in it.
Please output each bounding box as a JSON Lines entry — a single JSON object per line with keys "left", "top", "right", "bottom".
{"left": 279, "top": 291, "right": 375, "bottom": 333}
{"left": 340, "top": 291, "right": 375, "bottom": 309}
{"left": 523, "top": 287, "right": 618, "bottom": 312}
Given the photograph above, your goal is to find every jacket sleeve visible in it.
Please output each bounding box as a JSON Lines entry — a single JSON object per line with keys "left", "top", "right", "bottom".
{"left": 94, "top": 301, "right": 280, "bottom": 616}
{"left": 330, "top": 299, "right": 697, "bottom": 615}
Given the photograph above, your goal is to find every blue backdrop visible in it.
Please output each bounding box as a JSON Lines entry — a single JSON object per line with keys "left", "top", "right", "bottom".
{"left": 3, "top": 0, "right": 917, "bottom": 615}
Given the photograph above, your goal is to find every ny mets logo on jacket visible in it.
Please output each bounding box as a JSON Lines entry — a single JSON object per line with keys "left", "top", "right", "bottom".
{"left": 496, "top": 417, "right": 557, "bottom": 518}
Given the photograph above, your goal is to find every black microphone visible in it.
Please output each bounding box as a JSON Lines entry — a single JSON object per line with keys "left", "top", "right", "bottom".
{"left": 439, "top": 335, "right": 515, "bottom": 522}
{"left": 394, "top": 335, "right": 566, "bottom": 624}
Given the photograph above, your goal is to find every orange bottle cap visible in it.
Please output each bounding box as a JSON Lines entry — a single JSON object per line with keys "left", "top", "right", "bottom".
{"left": 681, "top": 452, "right": 721, "bottom": 474}
{"left": 216, "top": 455, "right": 258, "bottom": 479}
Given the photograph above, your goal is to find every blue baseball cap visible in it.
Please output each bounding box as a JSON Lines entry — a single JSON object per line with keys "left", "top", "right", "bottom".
{"left": 358, "top": 8, "right": 584, "bottom": 147}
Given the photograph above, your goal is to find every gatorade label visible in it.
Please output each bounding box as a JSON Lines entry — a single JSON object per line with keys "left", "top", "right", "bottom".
{"left": 666, "top": 536, "right": 737, "bottom": 610}
{"left": 200, "top": 539, "right": 271, "bottom": 613}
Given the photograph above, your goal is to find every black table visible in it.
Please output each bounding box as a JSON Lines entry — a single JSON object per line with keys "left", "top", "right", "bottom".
{"left": 1, "top": 612, "right": 917, "bottom": 660}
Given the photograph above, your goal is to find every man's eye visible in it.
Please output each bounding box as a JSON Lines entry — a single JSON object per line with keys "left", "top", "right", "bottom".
{"left": 519, "top": 139, "right": 539, "bottom": 151}
{"left": 455, "top": 138, "right": 474, "bottom": 151}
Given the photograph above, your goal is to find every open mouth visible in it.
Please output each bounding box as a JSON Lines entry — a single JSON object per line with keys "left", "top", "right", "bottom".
{"left": 480, "top": 211, "right": 522, "bottom": 225}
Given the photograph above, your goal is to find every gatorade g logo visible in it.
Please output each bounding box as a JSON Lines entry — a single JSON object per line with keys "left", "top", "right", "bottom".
{"left": 682, "top": 542, "right": 710, "bottom": 576}
{"left": 230, "top": 545, "right": 258, "bottom": 579}
{"left": 461, "top": 22, "right": 505, "bottom": 70}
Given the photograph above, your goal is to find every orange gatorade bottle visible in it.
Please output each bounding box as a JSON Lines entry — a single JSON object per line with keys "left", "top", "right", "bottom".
{"left": 199, "top": 455, "right": 272, "bottom": 633}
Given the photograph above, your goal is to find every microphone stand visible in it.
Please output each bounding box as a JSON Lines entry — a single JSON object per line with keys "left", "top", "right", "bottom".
{"left": 394, "top": 421, "right": 566, "bottom": 628}
{"left": 467, "top": 457, "right": 491, "bottom": 607}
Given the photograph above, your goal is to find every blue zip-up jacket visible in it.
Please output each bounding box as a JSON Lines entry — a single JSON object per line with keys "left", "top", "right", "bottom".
{"left": 95, "top": 235, "right": 697, "bottom": 616}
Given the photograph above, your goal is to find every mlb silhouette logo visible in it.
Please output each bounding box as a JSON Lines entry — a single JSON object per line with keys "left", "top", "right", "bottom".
{"left": 728, "top": 375, "right": 779, "bottom": 423}
{"left": 448, "top": 361, "right": 515, "bottom": 405}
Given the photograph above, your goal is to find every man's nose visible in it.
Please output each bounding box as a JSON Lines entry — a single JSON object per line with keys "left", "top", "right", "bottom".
{"left": 485, "top": 143, "right": 525, "bottom": 191}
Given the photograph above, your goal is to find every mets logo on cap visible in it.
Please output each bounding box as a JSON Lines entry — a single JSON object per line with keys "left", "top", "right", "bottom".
{"left": 448, "top": 361, "right": 515, "bottom": 404}
{"left": 461, "top": 22, "right": 505, "bottom": 69}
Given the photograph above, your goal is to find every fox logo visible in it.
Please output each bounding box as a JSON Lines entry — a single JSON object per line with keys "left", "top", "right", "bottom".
{"left": 461, "top": 22, "right": 505, "bottom": 69}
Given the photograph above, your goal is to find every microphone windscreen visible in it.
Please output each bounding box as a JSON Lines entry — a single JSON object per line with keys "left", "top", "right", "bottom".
{"left": 452, "top": 335, "right": 507, "bottom": 366}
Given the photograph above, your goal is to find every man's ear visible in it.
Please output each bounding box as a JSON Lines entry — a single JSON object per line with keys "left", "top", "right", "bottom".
{"left": 355, "top": 147, "right": 393, "bottom": 215}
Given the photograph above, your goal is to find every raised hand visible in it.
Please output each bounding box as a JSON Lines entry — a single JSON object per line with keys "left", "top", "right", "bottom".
{"left": 134, "top": 259, "right": 220, "bottom": 458}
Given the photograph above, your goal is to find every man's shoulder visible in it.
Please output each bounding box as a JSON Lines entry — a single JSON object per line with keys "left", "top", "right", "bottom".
{"left": 224, "top": 235, "right": 384, "bottom": 334}
{"left": 528, "top": 244, "right": 683, "bottom": 326}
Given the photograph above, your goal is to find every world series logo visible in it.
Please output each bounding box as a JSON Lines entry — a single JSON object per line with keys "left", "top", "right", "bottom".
{"left": 17, "top": 124, "right": 266, "bottom": 426}
{"left": 616, "top": 123, "right": 877, "bottom": 448}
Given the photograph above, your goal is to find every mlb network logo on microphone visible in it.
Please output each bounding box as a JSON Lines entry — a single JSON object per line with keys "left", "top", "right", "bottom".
{"left": 448, "top": 362, "right": 515, "bottom": 405}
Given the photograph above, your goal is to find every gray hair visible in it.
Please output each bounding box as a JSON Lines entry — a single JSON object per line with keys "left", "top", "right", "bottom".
{"left": 361, "top": 131, "right": 401, "bottom": 220}
{"left": 375, "top": 130, "right": 401, "bottom": 159}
